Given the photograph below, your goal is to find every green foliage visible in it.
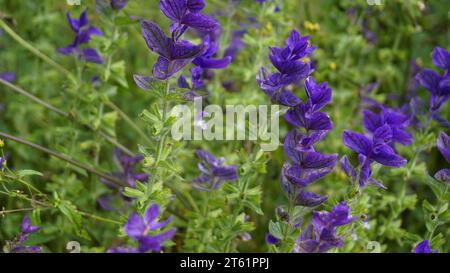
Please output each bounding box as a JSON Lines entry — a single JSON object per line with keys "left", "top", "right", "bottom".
{"left": 0, "top": 0, "right": 449, "bottom": 253}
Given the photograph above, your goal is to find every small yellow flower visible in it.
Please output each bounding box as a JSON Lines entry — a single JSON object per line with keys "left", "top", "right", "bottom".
{"left": 304, "top": 21, "right": 320, "bottom": 32}
{"left": 0, "top": 139, "right": 4, "bottom": 148}
{"left": 265, "top": 22, "right": 273, "bottom": 33}
{"left": 329, "top": 62, "right": 336, "bottom": 71}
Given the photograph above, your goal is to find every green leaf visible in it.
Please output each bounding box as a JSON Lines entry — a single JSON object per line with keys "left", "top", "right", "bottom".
{"left": 423, "top": 174, "right": 448, "bottom": 199}
{"left": 57, "top": 201, "right": 82, "bottom": 232}
{"left": 243, "top": 200, "right": 263, "bottom": 215}
{"left": 17, "top": 170, "right": 43, "bottom": 177}
{"left": 268, "top": 220, "right": 283, "bottom": 239}
{"left": 422, "top": 200, "right": 435, "bottom": 213}
{"left": 123, "top": 187, "right": 145, "bottom": 199}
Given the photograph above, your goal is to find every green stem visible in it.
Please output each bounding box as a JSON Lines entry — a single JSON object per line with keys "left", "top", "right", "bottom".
{"left": 78, "top": 211, "right": 122, "bottom": 225}
{"left": 0, "top": 19, "right": 73, "bottom": 78}
{"left": 3, "top": 173, "right": 43, "bottom": 194}
{"left": 0, "top": 132, "right": 125, "bottom": 187}
{"left": 147, "top": 80, "right": 170, "bottom": 195}
{"left": 157, "top": 80, "right": 171, "bottom": 164}
{"left": 0, "top": 78, "right": 68, "bottom": 117}
{"left": 0, "top": 189, "right": 122, "bottom": 225}
{"left": 427, "top": 185, "right": 449, "bottom": 240}
{"left": 0, "top": 207, "right": 40, "bottom": 215}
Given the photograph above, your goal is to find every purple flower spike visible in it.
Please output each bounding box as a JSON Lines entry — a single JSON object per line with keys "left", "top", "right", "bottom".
{"left": 295, "top": 202, "right": 356, "bottom": 253}
{"left": 414, "top": 47, "right": 450, "bottom": 126}
{"left": 57, "top": 9, "right": 103, "bottom": 64}
{"left": 122, "top": 204, "right": 176, "bottom": 253}
{"left": 21, "top": 216, "right": 41, "bottom": 235}
{"left": 413, "top": 240, "right": 439, "bottom": 253}
{"left": 257, "top": 30, "right": 315, "bottom": 103}
{"left": 193, "top": 149, "right": 238, "bottom": 191}
{"left": 10, "top": 216, "right": 42, "bottom": 253}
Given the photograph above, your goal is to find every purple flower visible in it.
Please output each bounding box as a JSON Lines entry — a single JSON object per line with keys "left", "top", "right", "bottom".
{"left": 257, "top": 68, "right": 301, "bottom": 107}
{"left": 413, "top": 240, "right": 438, "bottom": 253}
{"left": 362, "top": 107, "right": 413, "bottom": 146}
{"left": 280, "top": 129, "right": 335, "bottom": 207}
{"left": 160, "top": 0, "right": 219, "bottom": 39}
{"left": 111, "top": 0, "right": 127, "bottom": 11}
{"left": 99, "top": 149, "right": 149, "bottom": 210}
{"left": 139, "top": 20, "right": 206, "bottom": 79}
{"left": 223, "top": 30, "right": 246, "bottom": 61}
{"left": 342, "top": 128, "right": 407, "bottom": 187}
{"left": 416, "top": 68, "right": 450, "bottom": 112}
{"left": 415, "top": 47, "right": 450, "bottom": 126}
{"left": 120, "top": 204, "right": 176, "bottom": 253}
{"left": 432, "top": 47, "right": 450, "bottom": 76}
{"left": 176, "top": 74, "right": 206, "bottom": 101}
{"left": 284, "top": 77, "right": 333, "bottom": 130}
{"left": 257, "top": 30, "right": 315, "bottom": 104}
{"left": 0, "top": 72, "right": 16, "bottom": 83}
{"left": 10, "top": 216, "right": 42, "bottom": 253}
{"left": 281, "top": 152, "right": 337, "bottom": 188}
{"left": 361, "top": 8, "right": 377, "bottom": 44}
{"left": 193, "top": 149, "right": 238, "bottom": 191}
{"left": 192, "top": 35, "right": 231, "bottom": 70}
{"left": 107, "top": 247, "right": 139, "bottom": 253}
{"left": 265, "top": 233, "right": 280, "bottom": 245}
{"left": 285, "top": 101, "right": 333, "bottom": 131}
{"left": 435, "top": 131, "right": 450, "bottom": 183}
{"left": 295, "top": 202, "right": 357, "bottom": 253}
{"left": 109, "top": 148, "right": 149, "bottom": 188}
{"left": 436, "top": 131, "right": 450, "bottom": 162}
{"left": 188, "top": 25, "right": 234, "bottom": 87}
{"left": 258, "top": 32, "right": 334, "bottom": 208}
{"left": 57, "top": 9, "right": 103, "bottom": 64}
